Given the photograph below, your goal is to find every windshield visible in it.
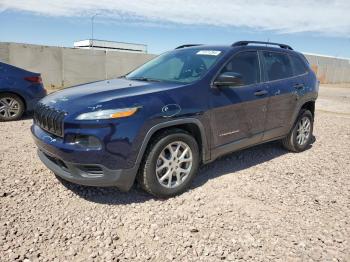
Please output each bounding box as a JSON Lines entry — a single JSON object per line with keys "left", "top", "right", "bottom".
{"left": 126, "top": 49, "right": 224, "bottom": 84}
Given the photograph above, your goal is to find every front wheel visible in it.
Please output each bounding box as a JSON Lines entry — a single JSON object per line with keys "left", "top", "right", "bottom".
{"left": 138, "top": 129, "right": 200, "bottom": 198}
{"left": 282, "top": 109, "right": 314, "bottom": 152}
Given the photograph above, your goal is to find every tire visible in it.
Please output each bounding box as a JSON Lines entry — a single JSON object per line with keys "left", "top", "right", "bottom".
{"left": 137, "top": 129, "right": 200, "bottom": 198}
{"left": 0, "top": 93, "right": 25, "bottom": 121}
{"left": 282, "top": 109, "right": 314, "bottom": 152}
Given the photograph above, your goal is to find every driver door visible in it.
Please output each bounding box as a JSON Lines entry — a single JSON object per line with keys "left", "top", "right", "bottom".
{"left": 209, "top": 51, "right": 269, "bottom": 154}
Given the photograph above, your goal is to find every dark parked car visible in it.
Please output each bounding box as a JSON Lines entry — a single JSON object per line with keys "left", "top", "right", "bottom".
{"left": 32, "top": 41, "right": 318, "bottom": 197}
{"left": 0, "top": 62, "right": 46, "bottom": 121}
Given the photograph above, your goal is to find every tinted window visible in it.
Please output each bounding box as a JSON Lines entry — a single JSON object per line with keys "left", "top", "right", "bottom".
{"left": 221, "top": 51, "right": 260, "bottom": 86}
{"left": 127, "top": 48, "right": 223, "bottom": 84}
{"left": 262, "top": 52, "right": 293, "bottom": 81}
{"left": 290, "top": 54, "right": 308, "bottom": 76}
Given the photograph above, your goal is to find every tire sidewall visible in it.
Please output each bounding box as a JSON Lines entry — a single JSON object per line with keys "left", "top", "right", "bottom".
{"left": 144, "top": 132, "right": 200, "bottom": 197}
{"left": 291, "top": 110, "right": 313, "bottom": 151}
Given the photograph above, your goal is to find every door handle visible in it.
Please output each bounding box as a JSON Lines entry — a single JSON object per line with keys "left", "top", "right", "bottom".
{"left": 254, "top": 90, "right": 268, "bottom": 96}
{"left": 294, "top": 83, "right": 304, "bottom": 89}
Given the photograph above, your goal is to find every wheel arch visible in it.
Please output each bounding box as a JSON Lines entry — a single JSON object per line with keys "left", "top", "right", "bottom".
{"left": 135, "top": 118, "right": 210, "bottom": 168}
{"left": 289, "top": 99, "right": 316, "bottom": 130}
{"left": 300, "top": 100, "right": 315, "bottom": 117}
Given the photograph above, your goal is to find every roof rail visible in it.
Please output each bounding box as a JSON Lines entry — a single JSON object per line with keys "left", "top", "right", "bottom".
{"left": 232, "top": 41, "right": 293, "bottom": 50}
{"left": 175, "top": 44, "right": 202, "bottom": 49}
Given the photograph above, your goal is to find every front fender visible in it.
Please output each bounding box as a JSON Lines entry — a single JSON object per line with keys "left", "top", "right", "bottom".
{"left": 134, "top": 118, "right": 210, "bottom": 169}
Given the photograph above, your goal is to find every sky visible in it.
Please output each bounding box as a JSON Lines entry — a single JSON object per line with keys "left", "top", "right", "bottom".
{"left": 1, "top": 0, "right": 350, "bottom": 57}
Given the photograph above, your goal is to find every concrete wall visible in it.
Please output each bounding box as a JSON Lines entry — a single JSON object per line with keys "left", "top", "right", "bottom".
{"left": 304, "top": 54, "right": 350, "bottom": 84}
{"left": 1, "top": 42, "right": 349, "bottom": 89}
{"left": 0, "top": 42, "right": 155, "bottom": 90}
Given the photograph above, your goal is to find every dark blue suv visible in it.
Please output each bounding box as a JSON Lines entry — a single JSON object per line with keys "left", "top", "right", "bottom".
{"left": 0, "top": 62, "right": 46, "bottom": 121}
{"left": 32, "top": 41, "right": 318, "bottom": 197}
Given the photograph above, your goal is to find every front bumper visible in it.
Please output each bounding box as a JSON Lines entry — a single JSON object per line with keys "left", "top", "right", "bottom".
{"left": 31, "top": 124, "right": 138, "bottom": 191}
{"left": 37, "top": 149, "right": 137, "bottom": 191}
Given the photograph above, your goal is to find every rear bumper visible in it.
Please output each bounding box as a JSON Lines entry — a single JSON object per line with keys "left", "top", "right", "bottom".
{"left": 37, "top": 149, "right": 137, "bottom": 191}
{"left": 26, "top": 97, "right": 43, "bottom": 112}
{"left": 26, "top": 85, "right": 47, "bottom": 111}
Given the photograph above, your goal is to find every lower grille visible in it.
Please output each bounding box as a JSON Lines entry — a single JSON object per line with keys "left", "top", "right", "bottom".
{"left": 78, "top": 165, "right": 103, "bottom": 175}
{"left": 44, "top": 153, "right": 69, "bottom": 171}
{"left": 34, "top": 103, "right": 66, "bottom": 137}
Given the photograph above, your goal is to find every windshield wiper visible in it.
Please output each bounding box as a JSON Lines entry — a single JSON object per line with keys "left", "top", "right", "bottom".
{"left": 128, "top": 77, "right": 163, "bottom": 82}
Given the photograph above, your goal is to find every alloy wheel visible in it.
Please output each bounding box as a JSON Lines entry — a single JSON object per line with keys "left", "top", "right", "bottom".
{"left": 155, "top": 141, "right": 193, "bottom": 188}
{"left": 296, "top": 116, "right": 311, "bottom": 146}
{"left": 0, "top": 97, "right": 20, "bottom": 119}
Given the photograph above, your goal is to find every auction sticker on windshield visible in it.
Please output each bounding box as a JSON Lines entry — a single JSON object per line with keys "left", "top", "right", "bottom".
{"left": 196, "top": 50, "right": 221, "bottom": 56}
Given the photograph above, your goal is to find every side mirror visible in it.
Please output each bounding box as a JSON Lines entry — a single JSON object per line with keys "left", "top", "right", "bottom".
{"left": 213, "top": 72, "right": 244, "bottom": 87}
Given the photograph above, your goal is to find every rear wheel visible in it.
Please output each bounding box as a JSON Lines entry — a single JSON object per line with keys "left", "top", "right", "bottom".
{"left": 0, "top": 93, "right": 25, "bottom": 121}
{"left": 282, "top": 109, "right": 313, "bottom": 152}
{"left": 138, "top": 129, "right": 200, "bottom": 198}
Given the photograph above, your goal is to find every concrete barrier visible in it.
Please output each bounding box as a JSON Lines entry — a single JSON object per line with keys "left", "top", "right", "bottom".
{"left": 304, "top": 53, "right": 350, "bottom": 84}
{"left": 0, "top": 42, "right": 155, "bottom": 90}
{"left": 0, "top": 42, "right": 349, "bottom": 89}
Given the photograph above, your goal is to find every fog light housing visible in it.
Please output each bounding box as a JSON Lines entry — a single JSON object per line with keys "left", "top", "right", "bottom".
{"left": 72, "top": 135, "right": 102, "bottom": 149}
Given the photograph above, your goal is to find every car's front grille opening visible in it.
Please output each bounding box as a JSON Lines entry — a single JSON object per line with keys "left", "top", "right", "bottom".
{"left": 34, "top": 103, "right": 66, "bottom": 137}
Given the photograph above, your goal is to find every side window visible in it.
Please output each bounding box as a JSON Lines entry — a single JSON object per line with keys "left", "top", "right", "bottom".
{"left": 290, "top": 54, "right": 308, "bottom": 76}
{"left": 262, "top": 52, "right": 293, "bottom": 81}
{"left": 221, "top": 51, "right": 260, "bottom": 86}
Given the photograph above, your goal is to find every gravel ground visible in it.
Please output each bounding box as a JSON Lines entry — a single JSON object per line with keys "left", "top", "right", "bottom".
{"left": 317, "top": 84, "right": 350, "bottom": 115}
{"left": 1, "top": 86, "right": 350, "bottom": 261}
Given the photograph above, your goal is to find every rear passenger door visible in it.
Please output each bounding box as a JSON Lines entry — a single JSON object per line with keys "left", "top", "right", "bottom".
{"left": 260, "top": 51, "right": 299, "bottom": 140}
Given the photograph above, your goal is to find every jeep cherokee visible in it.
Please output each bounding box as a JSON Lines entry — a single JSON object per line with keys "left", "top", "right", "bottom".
{"left": 31, "top": 41, "right": 318, "bottom": 198}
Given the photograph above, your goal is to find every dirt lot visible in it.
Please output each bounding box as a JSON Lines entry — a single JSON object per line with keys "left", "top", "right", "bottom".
{"left": 1, "top": 85, "right": 349, "bottom": 261}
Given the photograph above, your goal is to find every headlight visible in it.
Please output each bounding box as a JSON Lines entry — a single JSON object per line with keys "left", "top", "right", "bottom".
{"left": 76, "top": 107, "right": 140, "bottom": 120}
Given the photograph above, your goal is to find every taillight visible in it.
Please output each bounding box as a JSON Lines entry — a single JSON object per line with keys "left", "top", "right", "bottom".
{"left": 25, "top": 76, "right": 42, "bottom": 84}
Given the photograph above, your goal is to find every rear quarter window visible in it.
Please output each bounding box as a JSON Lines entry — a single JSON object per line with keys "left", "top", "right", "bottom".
{"left": 290, "top": 54, "right": 308, "bottom": 76}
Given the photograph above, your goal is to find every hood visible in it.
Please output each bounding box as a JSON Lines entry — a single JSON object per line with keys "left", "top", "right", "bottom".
{"left": 40, "top": 78, "right": 183, "bottom": 112}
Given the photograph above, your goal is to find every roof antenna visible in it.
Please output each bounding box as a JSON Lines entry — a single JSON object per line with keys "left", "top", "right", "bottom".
{"left": 266, "top": 38, "right": 270, "bottom": 47}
